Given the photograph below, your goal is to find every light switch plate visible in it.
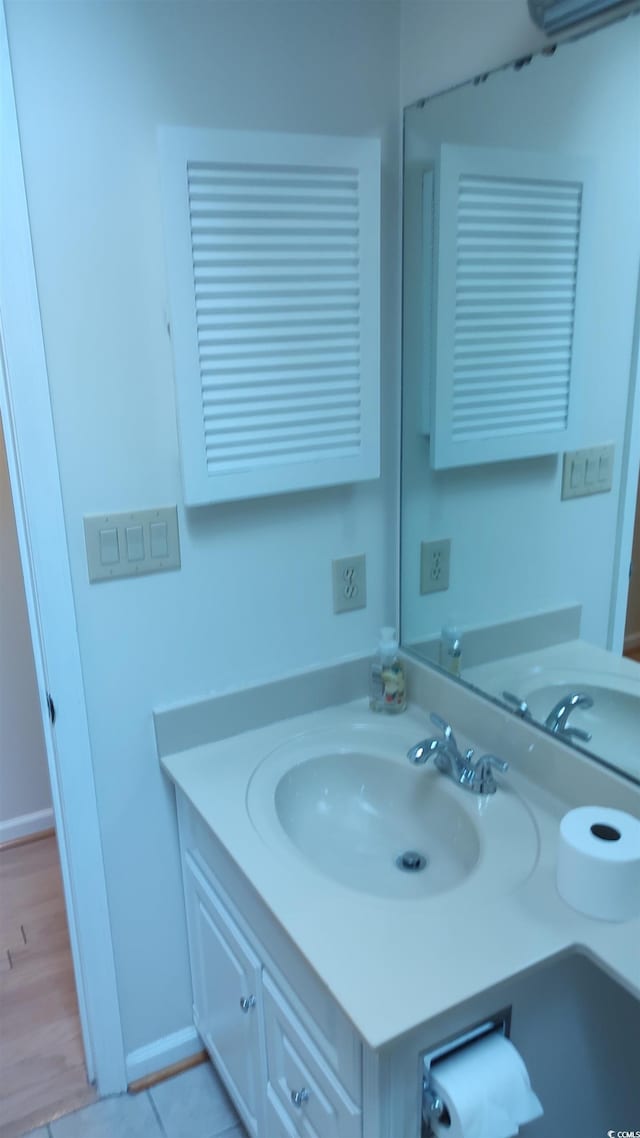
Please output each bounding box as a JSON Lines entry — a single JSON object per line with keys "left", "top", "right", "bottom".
{"left": 561, "top": 444, "right": 614, "bottom": 500}
{"left": 84, "top": 507, "right": 180, "bottom": 583}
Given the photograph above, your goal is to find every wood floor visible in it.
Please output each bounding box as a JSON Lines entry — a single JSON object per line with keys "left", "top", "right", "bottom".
{"left": 0, "top": 833, "right": 96, "bottom": 1138}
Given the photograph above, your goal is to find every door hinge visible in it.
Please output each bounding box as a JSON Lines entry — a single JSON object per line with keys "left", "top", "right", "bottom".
{"left": 46, "top": 692, "right": 56, "bottom": 725}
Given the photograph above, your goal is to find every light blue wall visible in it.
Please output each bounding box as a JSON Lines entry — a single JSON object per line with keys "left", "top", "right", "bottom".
{"left": 9, "top": 0, "right": 622, "bottom": 1074}
{"left": 400, "top": 0, "right": 547, "bottom": 106}
{"left": 5, "top": 0, "right": 401, "bottom": 1060}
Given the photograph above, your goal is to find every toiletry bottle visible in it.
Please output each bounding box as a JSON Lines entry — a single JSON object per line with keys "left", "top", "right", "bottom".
{"left": 441, "top": 621, "right": 462, "bottom": 676}
{"left": 369, "top": 627, "right": 406, "bottom": 713}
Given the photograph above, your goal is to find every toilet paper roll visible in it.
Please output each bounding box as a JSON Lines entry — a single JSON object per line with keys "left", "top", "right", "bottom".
{"left": 429, "top": 1032, "right": 543, "bottom": 1138}
{"left": 556, "top": 806, "right": 640, "bottom": 922}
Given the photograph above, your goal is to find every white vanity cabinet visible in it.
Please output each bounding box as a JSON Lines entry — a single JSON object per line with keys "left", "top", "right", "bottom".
{"left": 177, "top": 795, "right": 364, "bottom": 1138}
{"left": 183, "top": 855, "right": 265, "bottom": 1136}
{"left": 262, "top": 972, "right": 362, "bottom": 1138}
{"left": 167, "top": 732, "right": 640, "bottom": 1138}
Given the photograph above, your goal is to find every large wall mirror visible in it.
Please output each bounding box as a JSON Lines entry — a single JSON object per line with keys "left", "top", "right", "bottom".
{"left": 400, "top": 12, "right": 640, "bottom": 784}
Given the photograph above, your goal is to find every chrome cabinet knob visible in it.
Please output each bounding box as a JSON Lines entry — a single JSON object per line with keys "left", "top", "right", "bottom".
{"left": 239, "top": 995, "right": 256, "bottom": 1013}
{"left": 290, "top": 1087, "right": 310, "bottom": 1107}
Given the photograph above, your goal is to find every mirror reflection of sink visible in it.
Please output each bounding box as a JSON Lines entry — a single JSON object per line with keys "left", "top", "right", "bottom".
{"left": 465, "top": 643, "right": 640, "bottom": 781}
{"left": 247, "top": 724, "right": 539, "bottom": 899}
{"left": 525, "top": 681, "right": 640, "bottom": 764}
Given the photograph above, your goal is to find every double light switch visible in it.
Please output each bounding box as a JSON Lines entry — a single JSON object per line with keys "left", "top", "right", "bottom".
{"left": 84, "top": 506, "right": 180, "bottom": 582}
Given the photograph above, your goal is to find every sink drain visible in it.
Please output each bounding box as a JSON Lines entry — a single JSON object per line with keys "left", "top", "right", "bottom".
{"left": 395, "top": 850, "right": 427, "bottom": 873}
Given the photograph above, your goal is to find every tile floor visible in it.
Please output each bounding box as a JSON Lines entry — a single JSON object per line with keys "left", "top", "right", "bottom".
{"left": 20, "top": 1062, "right": 249, "bottom": 1138}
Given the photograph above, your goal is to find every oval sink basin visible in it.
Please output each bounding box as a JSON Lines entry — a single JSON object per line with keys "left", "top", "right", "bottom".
{"left": 247, "top": 723, "right": 539, "bottom": 900}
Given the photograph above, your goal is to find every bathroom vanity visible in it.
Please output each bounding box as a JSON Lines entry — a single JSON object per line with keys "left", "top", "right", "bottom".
{"left": 154, "top": 14, "right": 640, "bottom": 1133}
{"left": 159, "top": 659, "right": 640, "bottom": 1138}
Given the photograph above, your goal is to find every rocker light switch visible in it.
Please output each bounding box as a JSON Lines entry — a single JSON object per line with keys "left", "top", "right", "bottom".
{"left": 150, "top": 521, "right": 169, "bottom": 559}
{"left": 84, "top": 507, "right": 180, "bottom": 582}
{"left": 125, "top": 525, "right": 145, "bottom": 562}
{"left": 99, "top": 527, "right": 119, "bottom": 566}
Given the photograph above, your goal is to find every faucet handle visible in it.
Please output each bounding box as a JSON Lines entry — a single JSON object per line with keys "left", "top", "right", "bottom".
{"left": 429, "top": 712, "right": 458, "bottom": 751}
{"left": 502, "top": 691, "right": 532, "bottom": 720}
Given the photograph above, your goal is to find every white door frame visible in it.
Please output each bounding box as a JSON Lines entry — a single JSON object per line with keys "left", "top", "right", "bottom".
{"left": 610, "top": 265, "right": 640, "bottom": 651}
{"left": 0, "top": 3, "right": 126, "bottom": 1095}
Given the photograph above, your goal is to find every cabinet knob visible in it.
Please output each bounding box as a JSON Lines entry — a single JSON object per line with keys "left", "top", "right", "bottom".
{"left": 290, "top": 1087, "right": 310, "bottom": 1108}
{"left": 239, "top": 995, "right": 256, "bottom": 1013}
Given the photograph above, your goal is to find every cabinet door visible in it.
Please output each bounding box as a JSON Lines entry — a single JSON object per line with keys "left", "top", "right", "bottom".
{"left": 265, "top": 1087, "right": 302, "bottom": 1137}
{"left": 263, "top": 971, "right": 362, "bottom": 1138}
{"left": 184, "top": 856, "right": 264, "bottom": 1137}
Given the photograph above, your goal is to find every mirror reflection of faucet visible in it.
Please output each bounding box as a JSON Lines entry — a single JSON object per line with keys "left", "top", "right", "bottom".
{"left": 502, "top": 688, "right": 594, "bottom": 743}
{"left": 544, "top": 691, "right": 594, "bottom": 742}
{"left": 407, "top": 712, "right": 508, "bottom": 795}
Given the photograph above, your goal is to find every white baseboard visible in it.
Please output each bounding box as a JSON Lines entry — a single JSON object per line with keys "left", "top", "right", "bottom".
{"left": 125, "top": 1025, "right": 202, "bottom": 1084}
{"left": 0, "top": 807, "right": 54, "bottom": 845}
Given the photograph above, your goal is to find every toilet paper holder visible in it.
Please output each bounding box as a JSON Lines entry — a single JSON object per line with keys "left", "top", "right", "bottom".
{"left": 421, "top": 1008, "right": 512, "bottom": 1135}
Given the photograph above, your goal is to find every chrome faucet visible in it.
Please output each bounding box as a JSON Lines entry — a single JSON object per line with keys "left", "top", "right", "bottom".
{"left": 544, "top": 691, "right": 593, "bottom": 742}
{"left": 407, "top": 712, "right": 509, "bottom": 795}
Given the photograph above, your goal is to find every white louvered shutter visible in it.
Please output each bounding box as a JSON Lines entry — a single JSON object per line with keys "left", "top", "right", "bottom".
{"left": 158, "top": 127, "right": 380, "bottom": 505}
{"left": 431, "top": 144, "right": 592, "bottom": 469}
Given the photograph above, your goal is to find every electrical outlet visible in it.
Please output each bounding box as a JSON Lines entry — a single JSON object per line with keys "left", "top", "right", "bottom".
{"left": 332, "top": 554, "right": 367, "bottom": 614}
{"left": 420, "top": 539, "right": 450, "bottom": 595}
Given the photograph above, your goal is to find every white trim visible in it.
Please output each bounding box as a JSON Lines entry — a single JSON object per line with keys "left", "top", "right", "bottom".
{"left": 0, "top": 807, "right": 54, "bottom": 845}
{"left": 126, "top": 1026, "right": 202, "bottom": 1085}
{"left": 610, "top": 263, "right": 640, "bottom": 651}
{"left": 0, "top": 3, "right": 126, "bottom": 1094}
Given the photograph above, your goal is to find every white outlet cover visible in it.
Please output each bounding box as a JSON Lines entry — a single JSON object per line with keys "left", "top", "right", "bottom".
{"left": 332, "top": 554, "right": 367, "bottom": 614}
{"left": 420, "top": 539, "right": 451, "bottom": 595}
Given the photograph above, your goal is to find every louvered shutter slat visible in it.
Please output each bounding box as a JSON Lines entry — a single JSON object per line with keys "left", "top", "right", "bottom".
{"left": 159, "top": 128, "right": 380, "bottom": 504}
{"left": 431, "top": 145, "right": 590, "bottom": 469}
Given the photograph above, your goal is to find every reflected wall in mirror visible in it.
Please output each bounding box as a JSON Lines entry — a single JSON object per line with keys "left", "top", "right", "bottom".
{"left": 401, "top": 14, "right": 640, "bottom": 783}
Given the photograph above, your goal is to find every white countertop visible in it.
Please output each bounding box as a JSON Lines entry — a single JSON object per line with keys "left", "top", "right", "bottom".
{"left": 465, "top": 637, "right": 640, "bottom": 695}
{"left": 161, "top": 696, "right": 640, "bottom": 1050}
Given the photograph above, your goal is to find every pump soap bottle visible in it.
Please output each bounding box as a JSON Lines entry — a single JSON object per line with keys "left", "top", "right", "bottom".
{"left": 369, "top": 627, "right": 406, "bottom": 714}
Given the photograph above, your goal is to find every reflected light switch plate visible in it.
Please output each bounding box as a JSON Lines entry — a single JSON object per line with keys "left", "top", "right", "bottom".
{"left": 562, "top": 444, "right": 614, "bottom": 501}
